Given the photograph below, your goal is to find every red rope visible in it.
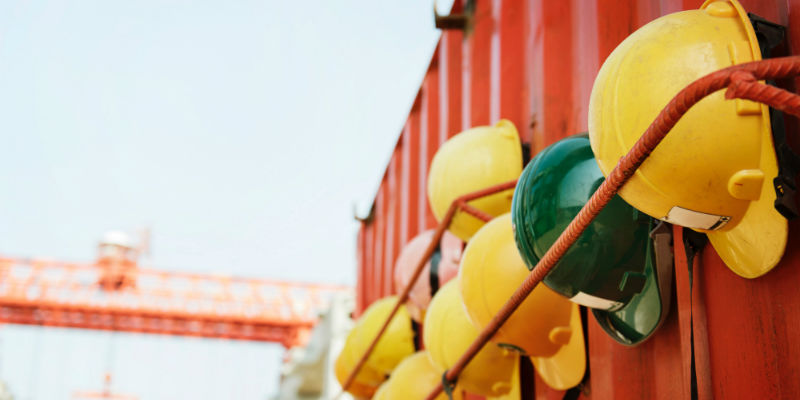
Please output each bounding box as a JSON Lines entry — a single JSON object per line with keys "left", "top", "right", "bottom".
{"left": 458, "top": 201, "right": 494, "bottom": 223}
{"left": 338, "top": 179, "right": 517, "bottom": 394}
{"left": 725, "top": 70, "right": 800, "bottom": 115}
{"left": 424, "top": 56, "right": 800, "bottom": 399}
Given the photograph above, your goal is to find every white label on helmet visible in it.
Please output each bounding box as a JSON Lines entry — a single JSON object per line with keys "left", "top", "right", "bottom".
{"left": 662, "top": 206, "right": 731, "bottom": 231}
{"left": 570, "top": 292, "right": 624, "bottom": 311}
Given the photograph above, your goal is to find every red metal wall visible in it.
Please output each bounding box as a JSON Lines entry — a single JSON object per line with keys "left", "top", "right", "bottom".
{"left": 356, "top": 0, "right": 800, "bottom": 399}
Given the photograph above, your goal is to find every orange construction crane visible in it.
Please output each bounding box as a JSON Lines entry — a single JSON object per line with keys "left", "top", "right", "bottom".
{"left": 0, "top": 232, "right": 350, "bottom": 348}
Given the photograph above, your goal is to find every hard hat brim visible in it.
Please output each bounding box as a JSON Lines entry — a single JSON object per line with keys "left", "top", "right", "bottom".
{"left": 706, "top": 133, "right": 788, "bottom": 278}
{"left": 372, "top": 381, "right": 391, "bottom": 400}
{"left": 591, "top": 222, "right": 672, "bottom": 346}
{"left": 529, "top": 303, "right": 586, "bottom": 391}
{"left": 386, "top": 351, "right": 463, "bottom": 400}
{"left": 592, "top": 255, "right": 665, "bottom": 345}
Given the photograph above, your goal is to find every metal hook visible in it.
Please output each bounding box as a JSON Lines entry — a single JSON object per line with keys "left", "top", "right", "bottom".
{"left": 434, "top": 0, "right": 474, "bottom": 31}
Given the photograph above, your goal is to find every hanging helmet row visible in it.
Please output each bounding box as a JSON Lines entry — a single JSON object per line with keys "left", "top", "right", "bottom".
{"left": 338, "top": 0, "right": 793, "bottom": 397}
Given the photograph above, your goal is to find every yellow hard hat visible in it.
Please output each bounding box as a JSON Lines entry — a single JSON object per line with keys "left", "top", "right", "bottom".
{"left": 427, "top": 119, "right": 523, "bottom": 241}
{"left": 353, "top": 296, "right": 415, "bottom": 377}
{"left": 333, "top": 361, "right": 377, "bottom": 399}
{"left": 459, "top": 214, "right": 586, "bottom": 390}
{"left": 588, "top": 0, "right": 787, "bottom": 278}
{"left": 334, "top": 327, "right": 384, "bottom": 397}
{"left": 385, "top": 351, "right": 464, "bottom": 400}
{"left": 423, "top": 280, "right": 516, "bottom": 397}
{"left": 488, "top": 356, "right": 521, "bottom": 400}
{"left": 372, "top": 381, "right": 390, "bottom": 400}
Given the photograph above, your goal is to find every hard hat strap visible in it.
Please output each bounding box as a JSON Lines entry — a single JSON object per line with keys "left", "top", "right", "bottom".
{"left": 521, "top": 142, "right": 532, "bottom": 166}
{"left": 519, "top": 356, "right": 537, "bottom": 399}
{"left": 682, "top": 228, "right": 709, "bottom": 400}
{"left": 410, "top": 320, "right": 422, "bottom": 351}
{"left": 429, "top": 247, "right": 442, "bottom": 297}
{"left": 650, "top": 221, "right": 675, "bottom": 335}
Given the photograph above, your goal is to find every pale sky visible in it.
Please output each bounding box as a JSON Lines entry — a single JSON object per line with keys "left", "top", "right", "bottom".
{"left": 0, "top": 1, "right": 447, "bottom": 398}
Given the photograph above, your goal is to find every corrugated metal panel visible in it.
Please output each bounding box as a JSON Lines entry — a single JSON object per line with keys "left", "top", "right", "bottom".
{"left": 356, "top": 0, "right": 800, "bottom": 398}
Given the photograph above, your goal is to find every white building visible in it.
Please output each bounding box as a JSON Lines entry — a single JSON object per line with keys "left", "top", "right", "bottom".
{"left": 273, "top": 292, "right": 356, "bottom": 400}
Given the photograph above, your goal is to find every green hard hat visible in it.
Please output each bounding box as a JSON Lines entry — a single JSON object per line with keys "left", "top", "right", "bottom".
{"left": 511, "top": 133, "right": 674, "bottom": 345}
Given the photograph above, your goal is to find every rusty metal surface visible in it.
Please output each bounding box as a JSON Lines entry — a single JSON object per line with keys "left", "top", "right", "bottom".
{"left": 356, "top": 0, "right": 800, "bottom": 398}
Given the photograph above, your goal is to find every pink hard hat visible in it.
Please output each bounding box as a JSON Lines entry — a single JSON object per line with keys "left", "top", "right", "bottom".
{"left": 393, "top": 229, "right": 463, "bottom": 322}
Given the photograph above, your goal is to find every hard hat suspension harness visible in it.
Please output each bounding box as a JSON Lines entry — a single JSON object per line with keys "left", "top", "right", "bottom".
{"left": 409, "top": 244, "right": 443, "bottom": 351}
{"left": 769, "top": 92, "right": 799, "bottom": 219}
{"left": 521, "top": 142, "right": 532, "bottom": 166}
{"left": 411, "top": 320, "right": 422, "bottom": 351}
{"left": 749, "top": 14, "right": 800, "bottom": 219}
{"left": 429, "top": 246, "right": 442, "bottom": 296}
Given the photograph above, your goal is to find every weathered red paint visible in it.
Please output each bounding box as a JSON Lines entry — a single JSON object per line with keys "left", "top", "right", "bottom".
{"left": 468, "top": 0, "right": 493, "bottom": 126}
{"left": 498, "top": 0, "right": 530, "bottom": 137}
{"left": 444, "top": 30, "right": 464, "bottom": 140}
{"left": 356, "top": 0, "right": 800, "bottom": 398}
{"left": 405, "top": 103, "right": 422, "bottom": 243}
{"left": 356, "top": 225, "right": 365, "bottom": 314}
{"left": 387, "top": 146, "right": 401, "bottom": 295}
{"left": 374, "top": 184, "right": 385, "bottom": 300}
{"left": 422, "top": 52, "right": 440, "bottom": 229}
